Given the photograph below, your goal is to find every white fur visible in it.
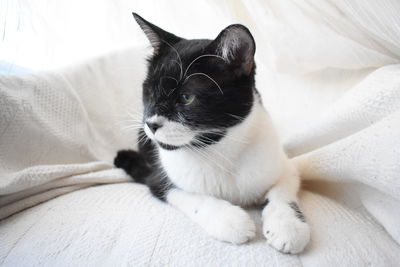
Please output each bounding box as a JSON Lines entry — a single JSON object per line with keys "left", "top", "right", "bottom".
{"left": 159, "top": 102, "right": 284, "bottom": 206}
{"left": 148, "top": 97, "right": 310, "bottom": 253}
{"left": 262, "top": 201, "right": 310, "bottom": 254}
{"left": 262, "top": 165, "right": 310, "bottom": 253}
{"left": 167, "top": 189, "right": 256, "bottom": 244}
{"left": 145, "top": 115, "right": 196, "bottom": 146}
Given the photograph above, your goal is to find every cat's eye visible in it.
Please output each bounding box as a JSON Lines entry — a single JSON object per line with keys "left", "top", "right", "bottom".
{"left": 180, "top": 94, "right": 195, "bottom": 105}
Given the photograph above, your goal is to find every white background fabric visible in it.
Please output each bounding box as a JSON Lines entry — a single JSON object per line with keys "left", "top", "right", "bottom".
{"left": 1, "top": 0, "right": 400, "bottom": 266}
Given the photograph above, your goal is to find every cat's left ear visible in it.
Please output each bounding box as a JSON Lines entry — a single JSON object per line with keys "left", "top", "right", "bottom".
{"left": 208, "top": 24, "right": 256, "bottom": 76}
{"left": 132, "top": 13, "right": 182, "bottom": 55}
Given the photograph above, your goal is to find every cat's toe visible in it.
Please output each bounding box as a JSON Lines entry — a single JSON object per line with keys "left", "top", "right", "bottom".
{"left": 263, "top": 221, "right": 310, "bottom": 254}
{"left": 262, "top": 203, "right": 310, "bottom": 254}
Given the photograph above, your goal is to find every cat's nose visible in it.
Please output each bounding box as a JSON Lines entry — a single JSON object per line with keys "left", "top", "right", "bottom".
{"left": 146, "top": 122, "right": 162, "bottom": 134}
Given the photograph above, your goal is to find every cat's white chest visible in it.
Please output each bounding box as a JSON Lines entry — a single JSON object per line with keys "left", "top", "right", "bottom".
{"left": 158, "top": 104, "right": 285, "bottom": 206}
{"left": 159, "top": 144, "right": 280, "bottom": 206}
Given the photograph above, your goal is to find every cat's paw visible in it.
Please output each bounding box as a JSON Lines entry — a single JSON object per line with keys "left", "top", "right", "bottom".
{"left": 114, "top": 150, "right": 150, "bottom": 181}
{"left": 114, "top": 150, "right": 140, "bottom": 169}
{"left": 262, "top": 202, "right": 310, "bottom": 254}
{"left": 201, "top": 201, "right": 256, "bottom": 245}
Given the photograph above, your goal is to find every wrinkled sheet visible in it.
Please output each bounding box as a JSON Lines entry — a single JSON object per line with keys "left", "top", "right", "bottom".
{"left": 1, "top": 0, "right": 400, "bottom": 266}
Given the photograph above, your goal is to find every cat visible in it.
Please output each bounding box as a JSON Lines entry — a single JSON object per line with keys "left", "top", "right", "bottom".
{"left": 114, "top": 13, "right": 310, "bottom": 254}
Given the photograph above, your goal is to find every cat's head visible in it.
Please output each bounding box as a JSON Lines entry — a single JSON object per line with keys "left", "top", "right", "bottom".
{"left": 133, "top": 13, "right": 256, "bottom": 150}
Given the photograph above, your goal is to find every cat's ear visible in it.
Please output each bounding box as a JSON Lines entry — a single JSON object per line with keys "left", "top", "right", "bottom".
{"left": 132, "top": 13, "right": 182, "bottom": 55}
{"left": 209, "top": 24, "right": 255, "bottom": 76}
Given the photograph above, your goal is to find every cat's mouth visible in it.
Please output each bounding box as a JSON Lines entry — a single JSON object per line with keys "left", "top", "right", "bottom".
{"left": 157, "top": 141, "right": 182, "bottom": 150}
{"left": 153, "top": 132, "right": 223, "bottom": 150}
{"left": 144, "top": 116, "right": 196, "bottom": 150}
{"left": 147, "top": 130, "right": 194, "bottom": 150}
{"left": 143, "top": 116, "right": 228, "bottom": 150}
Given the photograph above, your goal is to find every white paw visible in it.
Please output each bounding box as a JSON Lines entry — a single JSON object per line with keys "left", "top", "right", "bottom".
{"left": 200, "top": 200, "right": 256, "bottom": 244}
{"left": 262, "top": 202, "right": 310, "bottom": 254}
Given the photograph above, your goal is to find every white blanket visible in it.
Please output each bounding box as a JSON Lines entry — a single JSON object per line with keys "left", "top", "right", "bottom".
{"left": 1, "top": 0, "right": 400, "bottom": 266}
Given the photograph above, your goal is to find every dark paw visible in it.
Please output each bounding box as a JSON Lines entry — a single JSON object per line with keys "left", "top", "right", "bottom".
{"left": 114, "top": 150, "right": 150, "bottom": 182}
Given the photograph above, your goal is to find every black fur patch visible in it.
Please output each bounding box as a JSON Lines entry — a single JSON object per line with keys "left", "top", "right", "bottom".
{"left": 289, "top": 202, "right": 306, "bottom": 223}
{"left": 114, "top": 133, "right": 173, "bottom": 201}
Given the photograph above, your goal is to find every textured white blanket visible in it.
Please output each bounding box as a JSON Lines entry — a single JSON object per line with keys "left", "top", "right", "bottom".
{"left": 1, "top": 0, "right": 400, "bottom": 266}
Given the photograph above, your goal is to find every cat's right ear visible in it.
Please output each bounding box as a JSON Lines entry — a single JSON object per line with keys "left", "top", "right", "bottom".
{"left": 208, "top": 24, "right": 256, "bottom": 76}
{"left": 132, "top": 13, "right": 182, "bottom": 55}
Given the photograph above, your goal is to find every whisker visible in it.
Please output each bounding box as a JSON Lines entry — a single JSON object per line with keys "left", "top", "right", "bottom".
{"left": 159, "top": 76, "right": 179, "bottom": 97}
{"left": 185, "top": 144, "right": 212, "bottom": 171}
{"left": 161, "top": 39, "right": 183, "bottom": 80}
{"left": 189, "top": 140, "right": 232, "bottom": 175}
{"left": 225, "top": 113, "right": 246, "bottom": 121}
{"left": 194, "top": 138, "right": 232, "bottom": 164}
{"left": 170, "top": 60, "right": 182, "bottom": 80}
{"left": 195, "top": 129, "right": 249, "bottom": 144}
{"left": 184, "top": 72, "right": 223, "bottom": 95}
{"left": 112, "top": 119, "right": 142, "bottom": 127}
{"left": 201, "top": 122, "right": 251, "bottom": 144}
{"left": 121, "top": 125, "right": 144, "bottom": 132}
{"left": 161, "top": 75, "right": 178, "bottom": 84}
{"left": 157, "top": 83, "right": 167, "bottom": 97}
{"left": 194, "top": 137, "right": 234, "bottom": 166}
{"left": 137, "top": 131, "right": 149, "bottom": 145}
{"left": 191, "top": 138, "right": 235, "bottom": 176}
{"left": 167, "top": 87, "right": 177, "bottom": 97}
{"left": 183, "top": 54, "right": 225, "bottom": 78}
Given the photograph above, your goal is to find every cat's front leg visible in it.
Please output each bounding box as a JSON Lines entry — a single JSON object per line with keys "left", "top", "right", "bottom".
{"left": 167, "top": 188, "right": 256, "bottom": 244}
{"left": 262, "top": 164, "right": 310, "bottom": 254}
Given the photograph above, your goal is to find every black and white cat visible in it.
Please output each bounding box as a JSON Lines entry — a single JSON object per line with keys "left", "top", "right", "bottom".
{"left": 115, "top": 13, "right": 310, "bottom": 254}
